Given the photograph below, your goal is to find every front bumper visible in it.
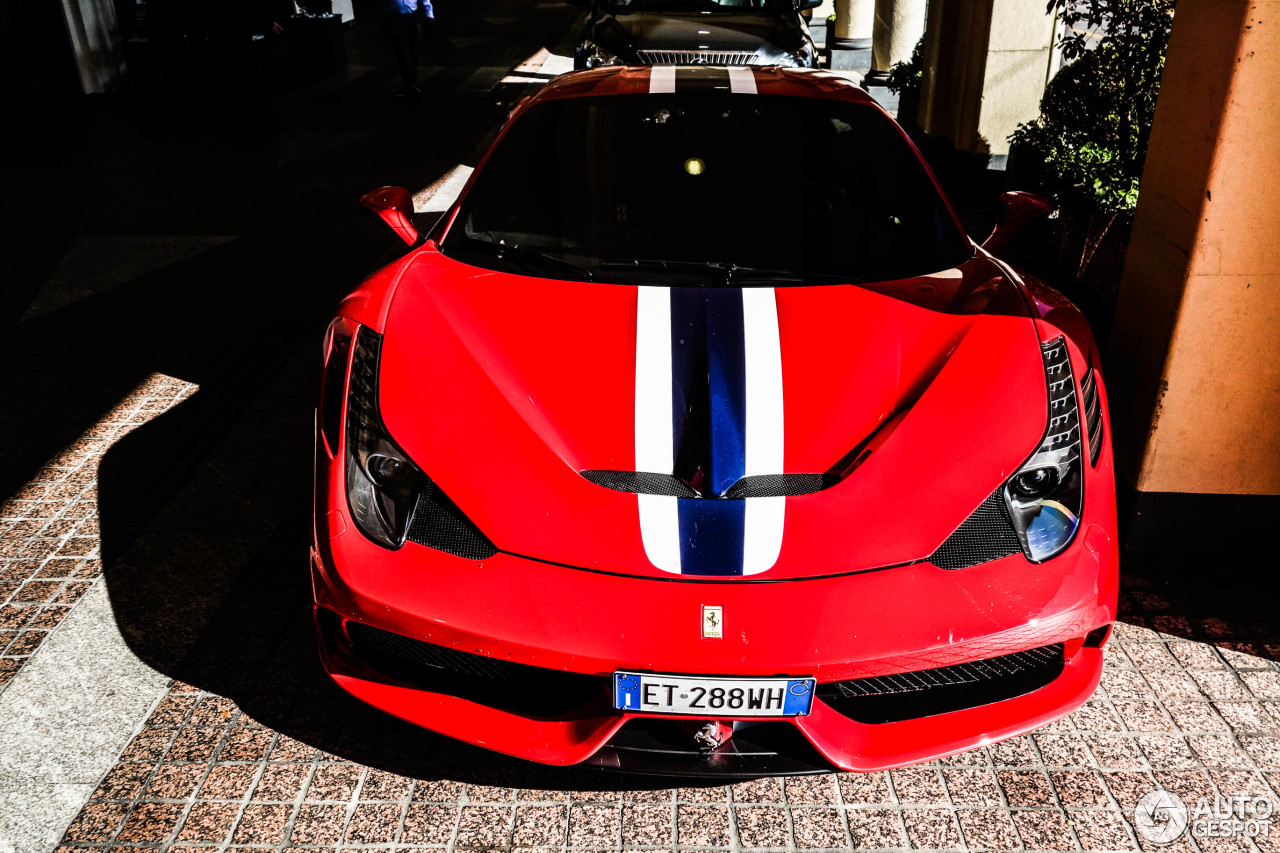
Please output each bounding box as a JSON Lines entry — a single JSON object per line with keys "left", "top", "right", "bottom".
{"left": 312, "top": 516, "right": 1116, "bottom": 773}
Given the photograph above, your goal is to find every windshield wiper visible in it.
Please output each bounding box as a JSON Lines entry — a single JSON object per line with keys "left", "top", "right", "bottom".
{"left": 729, "top": 266, "right": 867, "bottom": 285}
{"left": 461, "top": 240, "right": 594, "bottom": 282}
{"left": 600, "top": 259, "right": 862, "bottom": 286}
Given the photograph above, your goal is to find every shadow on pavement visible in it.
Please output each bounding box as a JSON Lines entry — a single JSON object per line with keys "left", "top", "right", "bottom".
{"left": 50, "top": 0, "right": 676, "bottom": 792}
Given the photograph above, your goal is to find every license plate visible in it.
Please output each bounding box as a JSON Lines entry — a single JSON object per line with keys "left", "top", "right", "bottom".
{"left": 614, "top": 672, "right": 815, "bottom": 717}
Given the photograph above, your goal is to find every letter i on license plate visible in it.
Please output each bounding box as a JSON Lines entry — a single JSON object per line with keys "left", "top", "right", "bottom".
{"left": 613, "top": 672, "right": 815, "bottom": 716}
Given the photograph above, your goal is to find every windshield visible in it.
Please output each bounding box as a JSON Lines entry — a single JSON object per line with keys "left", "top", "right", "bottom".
{"left": 441, "top": 94, "right": 972, "bottom": 287}
{"left": 601, "top": 0, "right": 794, "bottom": 10}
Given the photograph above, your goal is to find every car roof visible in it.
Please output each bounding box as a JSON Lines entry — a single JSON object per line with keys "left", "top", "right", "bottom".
{"left": 527, "top": 65, "right": 883, "bottom": 108}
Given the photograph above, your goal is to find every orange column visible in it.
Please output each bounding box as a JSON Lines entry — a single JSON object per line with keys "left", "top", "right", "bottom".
{"left": 1109, "top": 0, "right": 1280, "bottom": 499}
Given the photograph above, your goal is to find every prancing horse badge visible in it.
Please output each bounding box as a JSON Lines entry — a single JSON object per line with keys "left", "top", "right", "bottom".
{"left": 702, "top": 605, "right": 723, "bottom": 639}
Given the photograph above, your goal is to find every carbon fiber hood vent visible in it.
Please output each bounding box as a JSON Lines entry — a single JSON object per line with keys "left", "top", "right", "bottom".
{"left": 581, "top": 470, "right": 836, "bottom": 499}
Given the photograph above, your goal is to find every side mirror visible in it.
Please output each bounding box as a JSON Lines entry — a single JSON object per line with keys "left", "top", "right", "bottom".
{"left": 360, "top": 186, "right": 419, "bottom": 246}
{"left": 982, "top": 191, "right": 1052, "bottom": 255}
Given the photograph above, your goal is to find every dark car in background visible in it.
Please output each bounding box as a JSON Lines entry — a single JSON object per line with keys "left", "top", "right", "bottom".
{"left": 570, "top": 0, "right": 821, "bottom": 69}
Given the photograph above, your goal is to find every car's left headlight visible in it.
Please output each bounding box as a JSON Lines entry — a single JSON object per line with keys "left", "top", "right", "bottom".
{"left": 1003, "top": 337, "right": 1084, "bottom": 562}
{"left": 576, "top": 40, "right": 623, "bottom": 69}
{"left": 345, "top": 326, "right": 425, "bottom": 550}
{"left": 766, "top": 40, "right": 815, "bottom": 68}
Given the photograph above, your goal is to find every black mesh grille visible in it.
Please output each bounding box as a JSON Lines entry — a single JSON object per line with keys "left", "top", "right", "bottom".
{"left": 725, "top": 474, "right": 837, "bottom": 498}
{"left": 405, "top": 482, "right": 498, "bottom": 559}
{"left": 346, "top": 622, "right": 607, "bottom": 717}
{"left": 581, "top": 470, "right": 698, "bottom": 498}
{"left": 928, "top": 489, "right": 1023, "bottom": 569}
{"left": 1082, "top": 369, "right": 1103, "bottom": 467}
{"left": 817, "top": 643, "right": 1065, "bottom": 724}
{"left": 827, "top": 644, "right": 1064, "bottom": 697}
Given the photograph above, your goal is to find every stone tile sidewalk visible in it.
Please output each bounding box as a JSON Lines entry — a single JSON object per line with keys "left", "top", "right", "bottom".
{"left": 41, "top": 537, "right": 1280, "bottom": 852}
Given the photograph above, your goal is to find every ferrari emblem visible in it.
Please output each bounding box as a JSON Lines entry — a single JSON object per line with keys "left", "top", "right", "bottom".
{"left": 702, "top": 605, "right": 723, "bottom": 639}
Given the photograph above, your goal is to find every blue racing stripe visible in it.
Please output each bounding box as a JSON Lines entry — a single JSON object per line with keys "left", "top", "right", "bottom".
{"left": 677, "top": 499, "right": 746, "bottom": 576}
{"left": 669, "top": 288, "right": 748, "bottom": 576}
{"left": 705, "top": 289, "right": 747, "bottom": 495}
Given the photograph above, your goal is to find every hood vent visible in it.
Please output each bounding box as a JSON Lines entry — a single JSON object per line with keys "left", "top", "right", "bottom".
{"left": 582, "top": 470, "right": 836, "bottom": 499}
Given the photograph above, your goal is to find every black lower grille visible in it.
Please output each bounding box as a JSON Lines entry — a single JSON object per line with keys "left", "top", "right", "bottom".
{"left": 346, "top": 622, "right": 607, "bottom": 717}
{"left": 586, "top": 719, "right": 833, "bottom": 777}
{"left": 928, "top": 489, "right": 1023, "bottom": 569}
{"left": 817, "top": 643, "right": 1065, "bottom": 724}
{"left": 405, "top": 482, "right": 498, "bottom": 559}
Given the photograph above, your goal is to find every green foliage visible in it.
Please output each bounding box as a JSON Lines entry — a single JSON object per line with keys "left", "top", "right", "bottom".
{"left": 886, "top": 37, "right": 923, "bottom": 98}
{"left": 1009, "top": 0, "right": 1174, "bottom": 218}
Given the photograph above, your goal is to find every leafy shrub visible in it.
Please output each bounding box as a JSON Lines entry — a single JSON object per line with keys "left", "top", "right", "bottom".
{"left": 1010, "top": 0, "right": 1174, "bottom": 219}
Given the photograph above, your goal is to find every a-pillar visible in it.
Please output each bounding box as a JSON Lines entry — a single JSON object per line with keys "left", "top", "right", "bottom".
{"left": 867, "top": 0, "right": 926, "bottom": 82}
{"left": 1107, "top": 0, "right": 1280, "bottom": 547}
{"left": 917, "top": 0, "right": 1057, "bottom": 160}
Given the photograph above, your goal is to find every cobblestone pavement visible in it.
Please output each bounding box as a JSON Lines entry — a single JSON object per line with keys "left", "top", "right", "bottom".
{"left": 40, "top": 519, "right": 1280, "bottom": 853}
{"left": 4, "top": 3, "right": 1279, "bottom": 852}
{"left": 0, "top": 375, "right": 199, "bottom": 692}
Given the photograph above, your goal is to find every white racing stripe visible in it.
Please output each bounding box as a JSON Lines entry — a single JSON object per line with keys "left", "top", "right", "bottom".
{"left": 727, "top": 67, "right": 757, "bottom": 95}
{"left": 635, "top": 287, "right": 682, "bottom": 573}
{"left": 741, "top": 288, "right": 785, "bottom": 574}
{"left": 649, "top": 66, "right": 677, "bottom": 94}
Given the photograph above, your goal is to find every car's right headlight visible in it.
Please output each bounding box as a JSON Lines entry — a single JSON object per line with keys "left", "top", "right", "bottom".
{"left": 1003, "top": 337, "right": 1085, "bottom": 562}
{"left": 345, "top": 325, "right": 425, "bottom": 550}
{"left": 576, "top": 40, "right": 623, "bottom": 69}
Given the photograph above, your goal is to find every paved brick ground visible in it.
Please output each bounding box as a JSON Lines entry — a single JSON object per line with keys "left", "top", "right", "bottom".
{"left": 37, "top": 546, "right": 1280, "bottom": 852}
{"left": 0, "top": 375, "right": 198, "bottom": 692}
{"left": 4, "top": 4, "right": 1278, "bottom": 851}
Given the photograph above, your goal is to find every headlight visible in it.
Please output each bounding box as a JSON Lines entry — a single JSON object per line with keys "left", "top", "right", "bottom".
{"left": 1003, "top": 337, "right": 1084, "bottom": 562}
{"left": 788, "top": 42, "right": 816, "bottom": 67}
{"left": 766, "top": 41, "right": 815, "bottom": 68}
{"left": 345, "top": 326, "right": 425, "bottom": 549}
{"left": 576, "top": 40, "right": 623, "bottom": 69}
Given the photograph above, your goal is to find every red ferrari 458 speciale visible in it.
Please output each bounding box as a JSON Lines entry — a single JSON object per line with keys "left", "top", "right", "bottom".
{"left": 312, "top": 65, "right": 1118, "bottom": 775}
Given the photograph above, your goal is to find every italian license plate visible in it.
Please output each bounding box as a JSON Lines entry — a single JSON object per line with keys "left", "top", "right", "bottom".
{"left": 614, "top": 672, "right": 816, "bottom": 717}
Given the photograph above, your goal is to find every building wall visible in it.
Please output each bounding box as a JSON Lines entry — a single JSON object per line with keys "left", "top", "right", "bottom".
{"left": 1109, "top": 0, "right": 1280, "bottom": 495}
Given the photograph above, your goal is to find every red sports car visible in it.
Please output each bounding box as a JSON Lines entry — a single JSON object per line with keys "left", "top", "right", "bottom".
{"left": 312, "top": 65, "right": 1118, "bottom": 775}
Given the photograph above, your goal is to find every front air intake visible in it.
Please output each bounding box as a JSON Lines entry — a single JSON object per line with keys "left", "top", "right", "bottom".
{"left": 1081, "top": 368, "right": 1103, "bottom": 467}
{"left": 637, "top": 50, "right": 759, "bottom": 65}
{"left": 928, "top": 489, "right": 1023, "bottom": 569}
{"left": 405, "top": 482, "right": 498, "bottom": 560}
{"left": 346, "top": 621, "right": 606, "bottom": 717}
{"left": 817, "top": 643, "right": 1065, "bottom": 724}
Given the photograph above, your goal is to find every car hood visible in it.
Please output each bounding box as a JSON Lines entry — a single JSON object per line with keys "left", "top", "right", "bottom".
{"left": 378, "top": 251, "right": 1046, "bottom": 581}
{"left": 592, "top": 10, "right": 803, "bottom": 56}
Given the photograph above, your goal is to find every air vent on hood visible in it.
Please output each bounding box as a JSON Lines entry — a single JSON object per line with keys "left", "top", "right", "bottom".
{"left": 581, "top": 470, "right": 837, "bottom": 499}
{"left": 928, "top": 488, "right": 1023, "bottom": 569}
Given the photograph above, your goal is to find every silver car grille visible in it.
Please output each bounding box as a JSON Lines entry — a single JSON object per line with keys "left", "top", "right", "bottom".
{"left": 637, "top": 50, "right": 760, "bottom": 66}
